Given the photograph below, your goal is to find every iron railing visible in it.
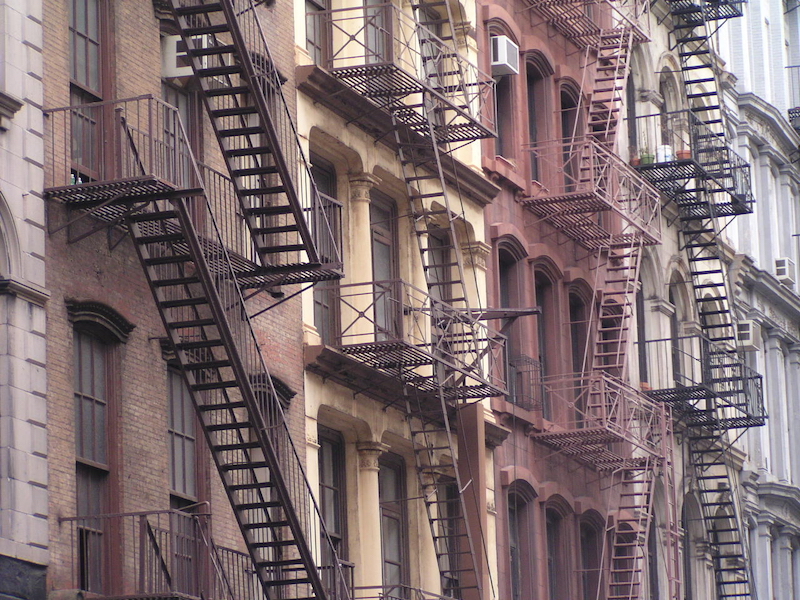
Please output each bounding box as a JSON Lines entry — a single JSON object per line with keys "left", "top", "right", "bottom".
{"left": 629, "top": 110, "right": 754, "bottom": 208}
{"left": 636, "top": 335, "right": 766, "bottom": 427}
{"left": 523, "top": 137, "right": 662, "bottom": 246}
{"left": 523, "top": 0, "right": 649, "bottom": 47}
{"left": 532, "top": 371, "right": 667, "bottom": 461}
{"left": 58, "top": 510, "right": 355, "bottom": 600}
{"left": 507, "top": 354, "right": 544, "bottom": 410}
{"left": 45, "top": 95, "right": 198, "bottom": 195}
{"left": 44, "top": 95, "right": 343, "bottom": 272}
{"left": 305, "top": 3, "right": 495, "bottom": 134}
{"left": 315, "top": 279, "right": 507, "bottom": 398}
{"left": 57, "top": 510, "right": 256, "bottom": 599}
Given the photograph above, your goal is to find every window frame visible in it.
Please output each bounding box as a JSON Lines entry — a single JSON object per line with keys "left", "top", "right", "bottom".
{"left": 379, "top": 452, "right": 410, "bottom": 593}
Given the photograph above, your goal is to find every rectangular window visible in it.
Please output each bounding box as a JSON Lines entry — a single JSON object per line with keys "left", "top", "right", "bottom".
{"left": 319, "top": 427, "right": 347, "bottom": 561}
{"left": 169, "top": 369, "right": 197, "bottom": 499}
{"left": 370, "top": 192, "right": 399, "bottom": 340}
{"left": 379, "top": 454, "right": 408, "bottom": 593}
{"left": 312, "top": 157, "right": 341, "bottom": 345}
{"left": 70, "top": 0, "right": 101, "bottom": 93}
{"left": 75, "top": 330, "right": 109, "bottom": 466}
{"left": 74, "top": 329, "right": 111, "bottom": 594}
{"left": 306, "top": 0, "right": 328, "bottom": 65}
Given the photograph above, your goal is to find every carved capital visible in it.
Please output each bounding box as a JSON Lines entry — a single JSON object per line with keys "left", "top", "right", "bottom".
{"left": 349, "top": 173, "right": 381, "bottom": 202}
{"left": 462, "top": 241, "right": 491, "bottom": 272}
{"left": 356, "top": 441, "right": 390, "bottom": 471}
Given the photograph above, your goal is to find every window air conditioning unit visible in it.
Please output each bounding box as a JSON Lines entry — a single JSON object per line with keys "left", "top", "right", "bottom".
{"left": 491, "top": 35, "right": 519, "bottom": 77}
{"left": 775, "top": 257, "right": 796, "bottom": 287}
{"left": 162, "top": 35, "right": 193, "bottom": 79}
{"left": 736, "top": 320, "right": 761, "bottom": 352}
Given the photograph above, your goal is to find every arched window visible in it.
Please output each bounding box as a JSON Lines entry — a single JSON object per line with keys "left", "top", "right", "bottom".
{"left": 535, "top": 270, "right": 556, "bottom": 419}
{"left": 560, "top": 85, "right": 582, "bottom": 191}
{"left": 68, "top": 300, "right": 134, "bottom": 594}
{"left": 579, "top": 517, "right": 602, "bottom": 600}
{"left": 489, "top": 24, "right": 517, "bottom": 159}
{"left": 525, "top": 53, "right": 553, "bottom": 181}
{"left": 507, "top": 487, "right": 536, "bottom": 600}
{"left": 636, "top": 276, "right": 648, "bottom": 384}
{"left": 546, "top": 507, "right": 568, "bottom": 600}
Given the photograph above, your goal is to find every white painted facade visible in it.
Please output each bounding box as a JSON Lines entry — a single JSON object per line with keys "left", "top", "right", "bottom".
{"left": 0, "top": 0, "right": 49, "bottom": 592}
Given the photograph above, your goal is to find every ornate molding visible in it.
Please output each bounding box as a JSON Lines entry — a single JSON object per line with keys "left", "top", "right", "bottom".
{"left": 462, "top": 241, "right": 491, "bottom": 271}
{"left": 356, "top": 441, "right": 390, "bottom": 470}
{"left": 66, "top": 299, "right": 135, "bottom": 342}
{"left": 349, "top": 173, "right": 381, "bottom": 202}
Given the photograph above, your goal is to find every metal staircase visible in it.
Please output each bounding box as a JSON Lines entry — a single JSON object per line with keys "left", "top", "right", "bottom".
{"left": 588, "top": 28, "right": 635, "bottom": 148}
{"left": 129, "top": 194, "right": 347, "bottom": 600}
{"left": 606, "top": 458, "right": 656, "bottom": 600}
{"left": 168, "top": 0, "right": 342, "bottom": 286}
{"left": 625, "top": 2, "right": 761, "bottom": 598}
{"left": 44, "top": 90, "right": 349, "bottom": 599}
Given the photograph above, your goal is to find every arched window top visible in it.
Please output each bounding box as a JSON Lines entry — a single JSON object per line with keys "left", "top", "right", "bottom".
{"left": 497, "top": 235, "right": 528, "bottom": 262}
{"left": 486, "top": 18, "right": 518, "bottom": 43}
{"left": 568, "top": 280, "right": 592, "bottom": 306}
{"left": 559, "top": 80, "right": 582, "bottom": 106}
{"left": 525, "top": 50, "right": 554, "bottom": 78}
{"left": 67, "top": 299, "right": 135, "bottom": 343}
{"left": 544, "top": 494, "right": 573, "bottom": 518}
{"left": 507, "top": 479, "right": 537, "bottom": 503}
{"left": 579, "top": 509, "right": 604, "bottom": 531}
{"left": 532, "top": 256, "right": 562, "bottom": 284}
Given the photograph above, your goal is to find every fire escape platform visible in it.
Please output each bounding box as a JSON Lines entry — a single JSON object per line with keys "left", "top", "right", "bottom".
{"left": 297, "top": 65, "right": 501, "bottom": 205}
{"left": 531, "top": 426, "right": 651, "bottom": 471}
{"left": 521, "top": 191, "right": 659, "bottom": 250}
{"left": 306, "top": 341, "right": 502, "bottom": 404}
{"left": 327, "top": 62, "right": 493, "bottom": 143}
{"left": 45, "top": 177, "right": 197, "bottom": 206}
{"left": 525, "top": 0, "right": 649, "bottom": 47}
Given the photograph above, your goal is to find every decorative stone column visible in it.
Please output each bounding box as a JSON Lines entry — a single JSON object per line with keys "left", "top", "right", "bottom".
{"left": 348, "top": 174, "right": 380, "bottom": 342}
{"left": 765, "top": 334, "right": 789, "bottom": 480}
{"left": 752, "top": 517, "right": 775, "bottom": 600}
{"left": 355, "top": 441, "right": 389, "bottom": 589}
{"left": 774, "top": 527, "right": 797, "bottom": 600}
{"left": 787, "top": 345, "right": 800, "bottom": 485}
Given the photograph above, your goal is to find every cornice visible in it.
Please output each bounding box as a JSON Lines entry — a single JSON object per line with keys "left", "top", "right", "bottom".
{"left": 739, "top": 256, "right": 800, "bottom": 322}
{"left": 0, "top": 277, "right": 49, "bottom": 305}
{"left": 0, "top": 91, "right": 23, "bottom": 132}
{"left": 736, "top": 92, "right": 800, "bottom": 165}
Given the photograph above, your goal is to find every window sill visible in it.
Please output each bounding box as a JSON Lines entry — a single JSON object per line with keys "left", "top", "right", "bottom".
{"left": 483, "top": 155, "right": 527, "bottom": 192}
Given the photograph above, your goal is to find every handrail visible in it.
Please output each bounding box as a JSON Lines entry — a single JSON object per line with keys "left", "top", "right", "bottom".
{"left": 305, "top": 2, "right": 495, "bottom": 132}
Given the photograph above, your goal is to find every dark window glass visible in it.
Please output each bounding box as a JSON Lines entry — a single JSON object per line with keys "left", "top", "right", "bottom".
{"left": 379, "top": 454, "right": 408, "bottom": 593}
{"left": 70, "top": 0, "right": 101, "bottom": 92}
{"left": 580, "top": 522, "right": 601, "bottom": 600}
{"left": 311, "top": 157, "right": 341, "bottom": 345}
{"left": 370, "top": 192, "right": 398, "bottom": 339}
{"left": 306, "top": 0, "right": 328, "bottom": 65}
{"left": 546, "top": 510, "right": 565, "bottom": 600}
{"left": 319, "top": 427, "right": 347, "bottom": 560}
{"left": 74, "top": 327, "right": 111, "bottom": 594}
{"left": 527, "top": 64, "right": 544, "bottom": 180}
{"left": 495, "top": 74, "right": 514, "bottom": 158}
{"left": 169, "top": 370, "right": 197, "bottom": 499}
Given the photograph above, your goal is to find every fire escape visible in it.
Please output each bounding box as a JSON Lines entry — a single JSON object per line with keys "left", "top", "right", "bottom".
{"left": 45, "top": 0, "right": 351, "bottom": 597}
{"left": 631, "top": 0, "right": 766, "bottom": 598}
{"left": 302, "top": 2, "right": 506, "bottom": 598}
{"left": 521, "top": 0, "right": 683, "bottom": 598}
